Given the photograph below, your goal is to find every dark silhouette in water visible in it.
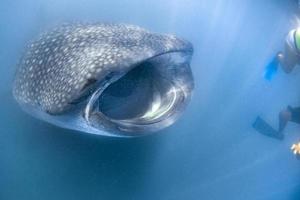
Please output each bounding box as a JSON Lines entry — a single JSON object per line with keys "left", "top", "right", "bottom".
{"left": 254, "top": 29, "right": 300, "bottom": 141}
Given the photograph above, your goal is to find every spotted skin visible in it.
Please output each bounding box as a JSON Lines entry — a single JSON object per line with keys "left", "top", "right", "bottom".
{"left": 13, "top": 23, "right": 193, "bottom": 114}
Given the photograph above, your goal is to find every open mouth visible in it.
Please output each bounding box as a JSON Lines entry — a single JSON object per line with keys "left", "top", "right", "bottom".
{"left": 84, "top": 51, "right": 194, "bottom": 135}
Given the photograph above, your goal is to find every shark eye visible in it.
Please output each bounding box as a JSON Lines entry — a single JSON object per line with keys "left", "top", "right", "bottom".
{"left": 13, "top": 23, "right": 194, "bottom": 137}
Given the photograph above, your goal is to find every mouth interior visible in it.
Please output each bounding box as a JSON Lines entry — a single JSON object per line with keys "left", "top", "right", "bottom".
{"left": 85, "top": 52, "right": 193, "bottom": 133}
{"left": 98, "top": 61, "right": 172, "bottom": 120}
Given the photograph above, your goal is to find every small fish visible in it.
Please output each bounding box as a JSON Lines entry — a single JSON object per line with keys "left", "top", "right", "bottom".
{"left": 291, "top": 142, "right": 300, "bottom": 155}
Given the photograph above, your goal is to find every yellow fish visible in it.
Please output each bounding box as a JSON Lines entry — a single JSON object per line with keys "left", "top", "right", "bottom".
{"left": 291, "top": 142, "right": 300, "bottom": 155}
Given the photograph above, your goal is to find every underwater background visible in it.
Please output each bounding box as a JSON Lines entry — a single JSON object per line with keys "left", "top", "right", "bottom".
{"left": 1, "top": 0, "right": 300, "bottom": 199}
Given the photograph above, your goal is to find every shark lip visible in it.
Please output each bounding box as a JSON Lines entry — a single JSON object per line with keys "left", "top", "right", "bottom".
{"left": 84, "top": 50, "right": 194, "bottom": 136}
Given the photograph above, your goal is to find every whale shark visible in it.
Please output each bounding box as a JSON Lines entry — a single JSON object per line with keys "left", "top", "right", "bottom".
{"left": 13, "top": 23, "right": 194, "bottom": 137}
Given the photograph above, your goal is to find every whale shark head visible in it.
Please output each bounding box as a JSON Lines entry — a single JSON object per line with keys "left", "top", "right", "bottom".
{"left": 13, "top": 23, "right": 194, "bottom": 137}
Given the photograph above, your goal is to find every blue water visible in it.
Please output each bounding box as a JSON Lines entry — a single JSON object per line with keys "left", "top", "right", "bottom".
{"left": 1, "top": 0, "right": 300, "bottom": 199}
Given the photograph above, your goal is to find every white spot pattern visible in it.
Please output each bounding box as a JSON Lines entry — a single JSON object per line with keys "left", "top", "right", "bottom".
{"left": 13, "top": 23, "right": 193, "bottom": 114}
